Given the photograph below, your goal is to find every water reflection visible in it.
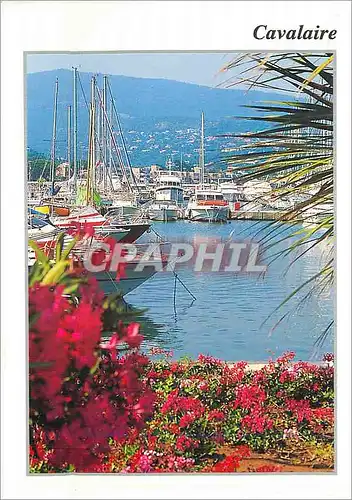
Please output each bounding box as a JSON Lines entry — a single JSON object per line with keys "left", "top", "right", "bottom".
{"left": 126, "top": 221, "right": 334, "bottom": 362}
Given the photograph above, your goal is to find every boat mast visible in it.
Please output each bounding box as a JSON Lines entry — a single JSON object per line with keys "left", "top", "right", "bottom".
{"left": 50, "top": 78, "right": 59, "bottom": 196}
{"left": 72, "top": 67, "right": 78, "bottom": 191}
{"left": 95, "top": 85, "right": 132, "bottom": 192}
{"left": 106, "top": 78, "right": 136, "bottom": 192}
{"left": 108, "top": 96, "right": 112, "bottom": 180}
{"left": 86, "top": 76, "right": 96, "bottom": 206}
{"left": 102, "top": 75, "right": 108, "bottom": 192}
{"left": 199, "top": 111, "right": 205, "bottom": 188}
{"left": 67, "top": 105, "right": 71, "bottom": 179}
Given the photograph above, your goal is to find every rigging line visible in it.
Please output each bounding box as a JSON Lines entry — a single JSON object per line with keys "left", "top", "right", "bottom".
{"left": 77, "top": 72, "right": 121, "bottom": 191}
{"left": 39, "top": 158, "right": 50, "bottom": 180}
{"left": 150, "top": 226, "right": 166, "bottom": 243}
{"left": 77, "top": 72, "right": 110, "bottom": 178}
{"left": 95, "top": 83, "right": 133, "bottom": 193}
{"left": 78, "top": 71, "right": 104, "bottom": 167}
{"left": 94, "top": 80, "right": 126, "bottom": 183}
{"left": 174, "top": 272, "right": 197, "bottom": 301}
{"left": 106, "top": 79, "right": 139, "bottom": 192}
{"left": 173, "top": 273, "right": 177, "bottom": 319}
{"left": 149, "top": 228, "right": 197, "bottom": 302}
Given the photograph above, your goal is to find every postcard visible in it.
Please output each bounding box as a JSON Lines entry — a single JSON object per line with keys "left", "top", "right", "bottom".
{"left": 1, "top": 1, "right": 351, "bottom": 499}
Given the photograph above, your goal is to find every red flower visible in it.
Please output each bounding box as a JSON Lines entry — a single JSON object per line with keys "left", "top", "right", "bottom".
{"left": 208, "top": 409, "right": 225, "bottom": 422}
{"left": 323, "top": 353, "right": 334, "bottom": 363}
{"left": 312, "top": 407, "right": 334, "bottom": 424}
{"left": 233, "top": 385, "right": 266, "bottom": 410}
{"left": 29, "top": 278, "right": 154, "bottom": 472}
{"left": 179, "top": 412, "right": 197, "bottom": 428}
{"left": 124, "top": 323, "right": 143, "bottom": 348}
{"left": 212, "top": 455, "right": 241, "bottom": 472}
{"left": 241, "top": 411, "right": 273, "bottom": 434}
{"left": 286, "top": 399, "right": 312, "bottom": 423}
{"left": 176, "top": 435, "right": 198, "bottom": 452}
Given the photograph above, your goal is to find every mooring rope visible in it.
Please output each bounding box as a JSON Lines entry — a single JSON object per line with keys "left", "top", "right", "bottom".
{"left": 149, "top": 227, "right": 197, "bottom": 308}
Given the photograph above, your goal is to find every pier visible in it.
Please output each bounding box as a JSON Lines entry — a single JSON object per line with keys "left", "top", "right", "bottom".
{"left": 230, "top": 210, "right": 295, "bottom": 221}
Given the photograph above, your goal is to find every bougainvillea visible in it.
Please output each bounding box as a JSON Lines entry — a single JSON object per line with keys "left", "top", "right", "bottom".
{"left": 141, "top": 349, "right": 334, "bottom": 468}
{"left": 29, "top": 275, "right": 155, "bottom": 473}
{"left": 29, "top": 260, "right": 334, "bottom": 473}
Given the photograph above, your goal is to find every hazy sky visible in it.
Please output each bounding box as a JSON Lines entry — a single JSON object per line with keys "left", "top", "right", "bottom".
{"left": 26, "top": 52, "right": 236, "bottom": 87}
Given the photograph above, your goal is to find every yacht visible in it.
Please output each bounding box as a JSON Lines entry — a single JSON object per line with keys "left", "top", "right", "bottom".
{"left": 219, "top": 181, "right": 246, "bottom": 215}
{"left": 28, "top": 241, "right": 167, "bottom": 297}
{"left": 187, "top": 186, "right": 229, "bottom": 222}
{"left": 148, "top": 159, "right": 184, "bottom": 221}
{"left": 187, "top": 113, "right": 229, "bottom": 222}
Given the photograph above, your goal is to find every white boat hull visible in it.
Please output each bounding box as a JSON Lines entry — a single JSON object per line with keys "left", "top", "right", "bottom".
{"left": 28, "top": 257, "right": 161, "bottom": 297}
{"left": 187, "top": 206, "right": 229, "bottom": 222}
{"left": 148, "top": 207, "right": 178, "bottom": 221}
{"left": 108, "top": 205, "right": 140, "bottom": 218}
{"left": 95, "top": 266, "right": 157, "bottom": 296}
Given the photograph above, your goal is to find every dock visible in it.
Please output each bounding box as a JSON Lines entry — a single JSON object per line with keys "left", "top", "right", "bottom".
{"left": 230, "top": 211, "right": 296, "bottom": 222}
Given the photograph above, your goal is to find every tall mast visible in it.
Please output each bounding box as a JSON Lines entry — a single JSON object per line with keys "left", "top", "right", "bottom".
{"left": 72, "top": 67, "right": 78, "bottom": 190}
{"left": 50, "top": 78, "right": 59, "bottom": 195}
{"left": 102, "top": 75, "right": 108, "bottom": 192}
{"left": 180, "top": 152, "right": 183, "bottom": 175}
{"left": 96, "top": 86, "right": 132, "bottom": 192}
{"left": 67, "top": 105, "right": 71, "bottom": 179}
{"left": 96, "top": 79, "right": 101, "bottom": 169}
{"left": 108, "top": 96, "right": 112, "bottom": 180}
{"left": 106, "top": 78, "right": 137, "bottom": 192}
{"left": 86, "top": 76, "right": 96, "bottom": 205}
{"left": 199, "top": 111, "right": 205, "bottom": 187}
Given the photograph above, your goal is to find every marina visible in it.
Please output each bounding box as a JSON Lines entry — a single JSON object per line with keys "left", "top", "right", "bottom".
{"left": 23, "top": 49, "right": 336, "bottom": 477}
{"left": 128, "top": 220, "right": 334, "bottom": 361}
{"left": 27, "top": 67, "right": 334, "bottom": 359}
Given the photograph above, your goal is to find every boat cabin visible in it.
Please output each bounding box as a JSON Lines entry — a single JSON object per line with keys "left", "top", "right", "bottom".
{"left": 154, "top": 175, "right": 184, "bottom": 204}
{"left": 192, "top": 190, "right": 228, "bottom": 206}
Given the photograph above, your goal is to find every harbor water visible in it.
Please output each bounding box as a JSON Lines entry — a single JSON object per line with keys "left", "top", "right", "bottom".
{"left": 126, "top": 220, "right": 334, "bottom": 362}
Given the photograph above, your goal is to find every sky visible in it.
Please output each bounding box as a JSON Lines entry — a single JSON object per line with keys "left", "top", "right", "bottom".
{"left": 26, "top": 52, "right": 237, "bottom": 87}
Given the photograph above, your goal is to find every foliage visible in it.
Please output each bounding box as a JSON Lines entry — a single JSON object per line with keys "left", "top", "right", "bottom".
{"left": 30, "top": 315, "right": 334, "bottom": 473}
{"left": 139, "top": 350, "right": 334, "bottom": 470}
{"left": 29, "top": 258, "right": 154, "bottom": 473}
{"left": 28, "top": 241, "right": 334, "bottom": 473}
{"left": 220, "top": 53, "right": 334, "bottom": 343}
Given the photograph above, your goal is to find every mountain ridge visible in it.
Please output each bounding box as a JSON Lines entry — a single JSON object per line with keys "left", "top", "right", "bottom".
{"left": 26, "top": 69, "right": 283, "bottom": 165}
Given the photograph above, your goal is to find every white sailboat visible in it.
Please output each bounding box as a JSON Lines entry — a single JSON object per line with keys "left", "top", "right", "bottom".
{"left": 187, "top": 113, "right": 229, "bottom": 222}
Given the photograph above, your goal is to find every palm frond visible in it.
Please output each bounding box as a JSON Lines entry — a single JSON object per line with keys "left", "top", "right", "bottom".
{"left": 220, "top": 52, "right": 334, "bottom": 342}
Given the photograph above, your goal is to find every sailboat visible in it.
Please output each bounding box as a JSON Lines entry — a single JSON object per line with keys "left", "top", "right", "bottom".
{"left": 187, "top": 113, "right": 229, "bottom": 222}
{"left": 34, "top": 78, "right": 70, "bottom": 217}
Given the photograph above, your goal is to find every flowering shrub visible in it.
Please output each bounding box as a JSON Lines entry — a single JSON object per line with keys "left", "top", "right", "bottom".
{"left": 29, "top": 248, "right": 334, "bottom": 473}
{"left": 142, "top": 350, "right": 334, "bottom": 467}
{"left": 29, "top": 272, "right": 155, "bottom": 473}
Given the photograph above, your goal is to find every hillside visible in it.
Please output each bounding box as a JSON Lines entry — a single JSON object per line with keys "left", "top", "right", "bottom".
{"left": 26, "top": 69, "right": 282, "bottom": 165}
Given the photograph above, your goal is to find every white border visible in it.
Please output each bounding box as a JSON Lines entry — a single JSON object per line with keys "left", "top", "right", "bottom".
{"left": 1, "top": 1, "right": 351, "bottom": 499}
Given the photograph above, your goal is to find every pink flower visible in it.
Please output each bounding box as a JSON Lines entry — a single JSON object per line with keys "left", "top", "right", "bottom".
{"left": 208, "top": 409, "right": 225, "bottom": 422}
{"left": 124, "top": 323, "right": 143, "bottom": 348}
{"left": 286, "top": 399, "right": 312, "bottom": 423}
{"left": 179, "top": 413, "right": 197, "bottom": 428}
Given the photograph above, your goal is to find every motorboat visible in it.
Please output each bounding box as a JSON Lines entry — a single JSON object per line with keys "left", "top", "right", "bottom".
{"left": 148, "top": 160, "right": 184, "bottom": 221}
{"left": 186, "top": 113, "right": 229, "bottom": 222}
{"left": 187, "top": 187, "right": 229, "bottom": 222}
